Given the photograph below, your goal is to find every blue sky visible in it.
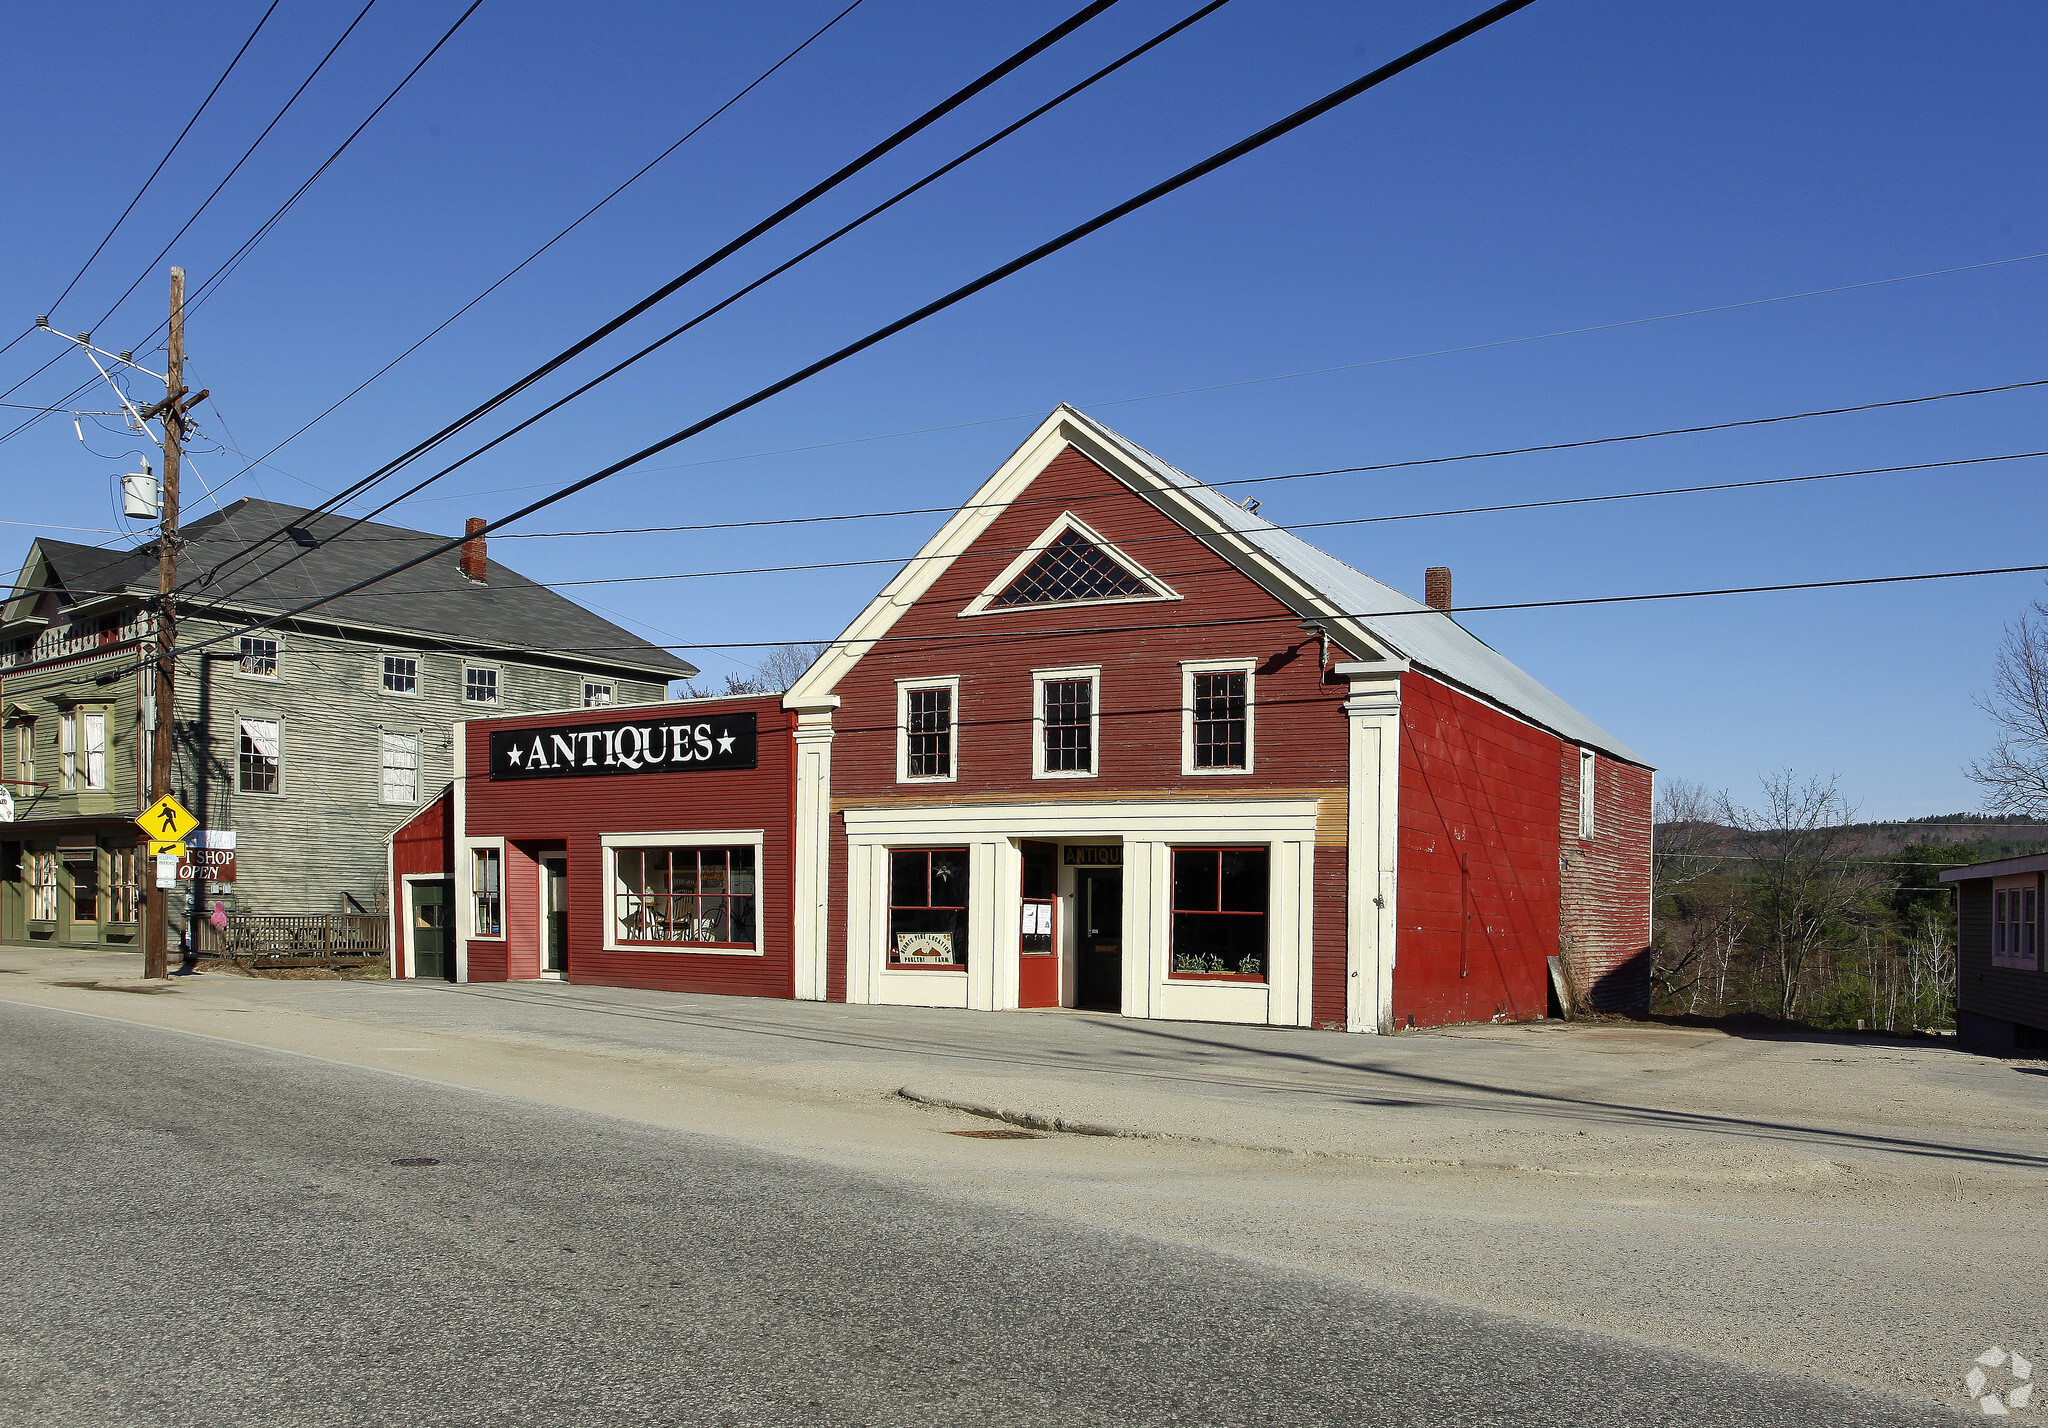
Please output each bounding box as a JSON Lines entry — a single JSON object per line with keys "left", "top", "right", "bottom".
{"left": 3, "top": 0, "right": 2044, "bottom": 819}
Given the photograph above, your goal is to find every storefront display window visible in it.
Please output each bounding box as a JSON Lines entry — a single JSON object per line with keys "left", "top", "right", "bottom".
{"left": 1170, "top": 847, "right": 1269, "bottom": 980}
{"left": 71, "top": 854, "right": 99, "bottom": 923}
{"left": 889, "top": 848, "right": 969, "bottom": 969}
{"left": 107, "top": 848, "right": 140, "bottom": 925}
{"left": 27, "top": 851, "right": 58, "bottom": 923}
{"left": 1019, "top": 841, "right": 1055, "bottom": 955}
{"left": 615, "top": 846, "right": 757, "bottom": 947}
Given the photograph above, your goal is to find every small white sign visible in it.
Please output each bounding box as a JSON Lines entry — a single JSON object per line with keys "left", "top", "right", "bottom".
{"left": 154, "top": 853, "right": 179, "bottom": 888}
{"left": 188, "top": 830, "right": 236, "bottom": 850}
{"left": 1021, "top": 903, "right": 1052, "bottom": 936}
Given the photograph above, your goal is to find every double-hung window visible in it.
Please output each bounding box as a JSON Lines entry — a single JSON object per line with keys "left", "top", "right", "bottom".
{"left": 1033, "top": 667, "right": 1098, "bottom": 778}
{"left": 896, "top": 678, "right": 958, "bottom": 782}
{"left": 239, "top": 718, "right": 280, "bottom": 794}
{"left": 464, "top": 666, "right": 499, "bottom": 704}
{"left": 584, "top": 682, "right": 614, "bottom": 708}
{"left": 471, "top": 847, "right": 503, "bottom": 937}
{"left": 614, "top": 846, "right": 757, "bottom": 947}
{"left": 1170, "top": 847, "right": 1270, "bottom": 981}
{"left": 888, "top": 848, "right": 970, "bottom": 969}
{"left": 382, "top": 655, "right": 418, "bottom": 695}
{"left": 59, "top": 712, "right": 75, "bottom": 791}
{"left": 13, "top": 717, "right": 34, "bottom": 793}
{"left": 381, "top": 731, "right": 418, "bottom": 804}
{"left": 239, "top": 637, "right": 278, "bottom": 678}
{"left": 1993, "top": 879, "right": 2040, "bottom": 971}
{"left": 78, "top": 712, "right": 105, "bottom": 790}
{"left": 1182, "top": 660, "right": 1254, "bottom": 774}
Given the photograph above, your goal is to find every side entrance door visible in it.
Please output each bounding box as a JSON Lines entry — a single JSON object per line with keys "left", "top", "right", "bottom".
{"left": 411, "top": 879, "right": 454, "bottom": 981}
{"left": 1073, "top": 867, "right": 1123, "bottom": 1011}
{"left": 542, "top": 855, "right": 568, "bottom": 975}
{"left": 1017, "top": 841, "right": 1059, "bottom": 1008}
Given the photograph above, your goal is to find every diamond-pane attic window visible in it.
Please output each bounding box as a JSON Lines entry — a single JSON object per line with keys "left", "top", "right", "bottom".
{"left": 990, "top": 530, "right": 1153, "bottom": 608}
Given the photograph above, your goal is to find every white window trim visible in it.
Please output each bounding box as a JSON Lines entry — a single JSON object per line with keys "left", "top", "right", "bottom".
{"left": 59, "top": 710, "right": 75, "bottom": 791}
{"left": 1180, "top": 658, "right": 1256, "bottom": 776}
{"left": 237, "top": 711, "right": 284, "bottom": 797}
{"left": 1992, "top": 874, "right": 2039, "bottom": 971}
{"left": 379, "top": 727, "right": 420, "bottom": 806}
{"left": 380, "top": 652, "right": 421, "bottom": 698}
{"left": 1577, "top": 747, "right": 1596, "bottom": 840}
{"left": 1031, "top": 665, "right": 1100, "bottom": 780}
{"left": 959, "top": 511, "right": 1181, "bottom": 618}
{"left": 463, "top": 663, "right": 502, "bottom": 705}
{"left": 461, "top": 837, "right": 506, "bottom": 941}
{"left": 236, "top": 635, "right": 281, "bottom": 681}
{"left": 895, "top": 676, "right": 960, "bottom": 785}
{"left": 599, "top": 829, "right": 766, "bottom": 957}
{"left": 583, "top": 680, "right": 616, "bottom": 708}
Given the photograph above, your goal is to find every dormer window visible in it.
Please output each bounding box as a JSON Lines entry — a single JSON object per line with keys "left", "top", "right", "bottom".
{"left": 961, "top": 512, "right": 1177, "bottom": 617}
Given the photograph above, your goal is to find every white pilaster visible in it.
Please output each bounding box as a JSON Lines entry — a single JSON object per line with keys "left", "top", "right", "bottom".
{"left": 1338, "top": 661, "right": 1404, "bottom": 1033}
{"left": 783, "top": 695, "right": 839, "bottom": 1002}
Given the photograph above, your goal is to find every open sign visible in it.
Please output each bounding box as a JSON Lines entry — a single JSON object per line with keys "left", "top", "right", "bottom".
{"left": 175, "top": 846, "right": 237, "bottom": 882}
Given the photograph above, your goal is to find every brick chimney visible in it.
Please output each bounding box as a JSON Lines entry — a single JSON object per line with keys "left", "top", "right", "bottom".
{"left": 1424, "top": 566, "right": 1452, "bottom": 611}
{"left": 459, "top": 517, "right": 487, "bottom": 584}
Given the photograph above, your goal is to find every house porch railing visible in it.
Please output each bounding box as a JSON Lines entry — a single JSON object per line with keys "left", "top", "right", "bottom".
{"left": 195, "top": 913, "right": 388, "bottom": 968}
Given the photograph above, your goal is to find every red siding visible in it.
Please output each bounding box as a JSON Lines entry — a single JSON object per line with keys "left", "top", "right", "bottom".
{"left": 388, "top": 788, "right": 452, "bottom": 979}
{"left": 826, "top": 443, "right": 1355, "bottom": 999}
{"left": 1312, "top": 846, "right": 1348, "bottom": 1029}
{"left": 1559, "top": 748, "right": 1653, "bottom": 1013}
{"left": 1394, "top": 673, "right": 1560, "bottom": 1028}
{"left": 461, "top": 696, "right": 795, "bottom": 997}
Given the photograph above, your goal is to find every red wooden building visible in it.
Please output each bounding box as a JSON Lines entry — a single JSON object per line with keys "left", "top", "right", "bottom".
{"left": 779, "top": 407, "right": 1652, "bottom": 1032}
{"left": 392, "top": 407, "right": 1651, "bottom": 1032}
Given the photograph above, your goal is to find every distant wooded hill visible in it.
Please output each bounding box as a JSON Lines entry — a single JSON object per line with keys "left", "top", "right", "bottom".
{"left": 1657, "top": 815, "right": 2048, "bottom": 864}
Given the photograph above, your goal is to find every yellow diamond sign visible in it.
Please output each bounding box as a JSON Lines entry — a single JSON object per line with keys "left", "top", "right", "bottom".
{"left": 137, "top": 795, "right": 198, "bottom": 844}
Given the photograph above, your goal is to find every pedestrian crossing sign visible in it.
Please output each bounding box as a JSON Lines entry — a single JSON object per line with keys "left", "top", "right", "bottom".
{"left": 136, "top": 795, "right": 197, "bottom": 844}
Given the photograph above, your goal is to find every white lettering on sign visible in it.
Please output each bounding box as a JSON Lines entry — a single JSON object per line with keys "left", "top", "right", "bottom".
{"left": 489, "top": 714, "right": 758, "bottom": 780}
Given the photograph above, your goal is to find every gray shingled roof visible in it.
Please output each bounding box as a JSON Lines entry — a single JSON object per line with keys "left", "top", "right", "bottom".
{"left": 1066, "top": 410, "right": 1648, "bottom": 767}
{"left": 20, "top": 498, "right": 694, "bottom": 679}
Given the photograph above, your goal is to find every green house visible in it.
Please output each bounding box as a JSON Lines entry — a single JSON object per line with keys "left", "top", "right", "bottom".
{"left": 1, "top": 499, "right": 692, "bottom": 953}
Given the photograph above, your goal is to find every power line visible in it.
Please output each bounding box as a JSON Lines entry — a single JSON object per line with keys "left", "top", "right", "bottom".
{"left": 190, "top": 0, "right": 874, "bottom": 509}
{"left": 0, "top": 0, "right": 383, "bottom": 413}
{"left": 341, "top": 447, "right": 2048, "bottom": 597}
{"left": 181, "top": 0, "right": 1132, "bottom": 598}
{"left": 199, "top": 0, "right": 1244, "bottom": 608}
{"left": 4, "top": 0, "right": 284, "bottom": 354}
{"left": 88, "top": 0, "right": 1602, "bottom": 675}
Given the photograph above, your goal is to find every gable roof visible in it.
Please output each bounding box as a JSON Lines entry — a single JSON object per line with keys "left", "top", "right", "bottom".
{"left": 6, "top": 498, "right": 694, "bottom": 679}
{"left": 788, "top": 405, "right": 1646, "bottom": 767}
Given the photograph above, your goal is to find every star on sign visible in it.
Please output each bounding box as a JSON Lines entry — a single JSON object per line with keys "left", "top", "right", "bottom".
{"left": 507, "top": 747, "right": 522, "bottom": 765}
{"left": 716, "top": 731, "right": 736, "bottom": 754}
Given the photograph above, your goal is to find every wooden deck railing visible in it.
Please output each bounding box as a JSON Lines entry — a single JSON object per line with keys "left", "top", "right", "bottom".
{"left": 196, "top": 913, "right": 388, "bottom": 965}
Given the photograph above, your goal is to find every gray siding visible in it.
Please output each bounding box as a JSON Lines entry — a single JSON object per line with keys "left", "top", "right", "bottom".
{"left": 172, "top": 617, "right": 665, "bottom": 914}
{"left": 1956, "top": 875, "right": 2048, "bottom": 1036}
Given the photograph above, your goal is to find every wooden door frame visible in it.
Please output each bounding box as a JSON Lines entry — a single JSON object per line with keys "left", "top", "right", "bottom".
{"left": 399, "top": 873, "right": 453, "bottom": 980}
{"left": 537, "top": 852, "right": 568, "bottom": 980}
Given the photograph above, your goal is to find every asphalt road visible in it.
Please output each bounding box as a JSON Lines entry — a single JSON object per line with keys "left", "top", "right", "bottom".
{"left": 0, "top": 1001, "right": 1959, "bottom": 1427}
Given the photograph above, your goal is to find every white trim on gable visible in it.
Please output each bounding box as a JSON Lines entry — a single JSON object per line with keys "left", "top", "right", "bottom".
{"left": 958, "top": 510, "right": 1179, "bottom": 617}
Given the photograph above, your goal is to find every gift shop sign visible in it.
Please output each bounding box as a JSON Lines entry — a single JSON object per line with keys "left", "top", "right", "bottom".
{"left": 488, "top": 713, "right": 756, "bottom": 781}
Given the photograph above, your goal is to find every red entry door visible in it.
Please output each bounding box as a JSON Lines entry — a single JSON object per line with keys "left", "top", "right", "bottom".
{"left": 1018, "top": 840, "right": 1060, "bottom": 1008}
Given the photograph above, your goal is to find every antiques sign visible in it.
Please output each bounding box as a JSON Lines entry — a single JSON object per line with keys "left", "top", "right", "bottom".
{"left": 489, "top": 713, "right": 757, "bottom": 781}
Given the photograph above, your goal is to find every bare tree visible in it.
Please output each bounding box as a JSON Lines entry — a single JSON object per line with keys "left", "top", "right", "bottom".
{"left": 1650, "top": 776, "right": 1736, "bottom": 1008}
{"left": 1967, "top": 601, "right": 2048, "bottom": 816}
{"left": 1720, "top": 771, "right": 1877, "bottom": 1020}
{"left": 674, "top": 643, "right": 833, "bottom": 699}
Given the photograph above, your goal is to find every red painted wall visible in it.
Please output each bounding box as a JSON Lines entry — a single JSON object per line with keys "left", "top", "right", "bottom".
{"left": 1559, "top": 748, "right": 1653, "bottom": 1013}
{"left": 1394, "top": 673, "right": 1561, "bottom": 1028}
{"left": 388, "top": 787, "right": 452, "bottom": 979}
{"left": 824, "top": 442, "right": 1356, "bottom": 1000}
{"left": 460, "top": 696, "right": 795, "bottom": 997}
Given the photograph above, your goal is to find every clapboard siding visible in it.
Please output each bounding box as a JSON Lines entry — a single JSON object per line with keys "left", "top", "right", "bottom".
{"left": 1957, "top": 874, "right": 2048, "bottom": 1035}
{"left": 1394, "top": 672, "right": 1561, "bottom": 1028}
{"left": 460, "top": 695, "right": 795, "bottom": 997}
{"left": 169, "top": 614, "right": 667, "bottom": 915}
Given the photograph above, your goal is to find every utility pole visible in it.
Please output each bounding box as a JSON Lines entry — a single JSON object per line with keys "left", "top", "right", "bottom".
{"left": 141, "top": 268, "right": 188, "bottom": 979}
